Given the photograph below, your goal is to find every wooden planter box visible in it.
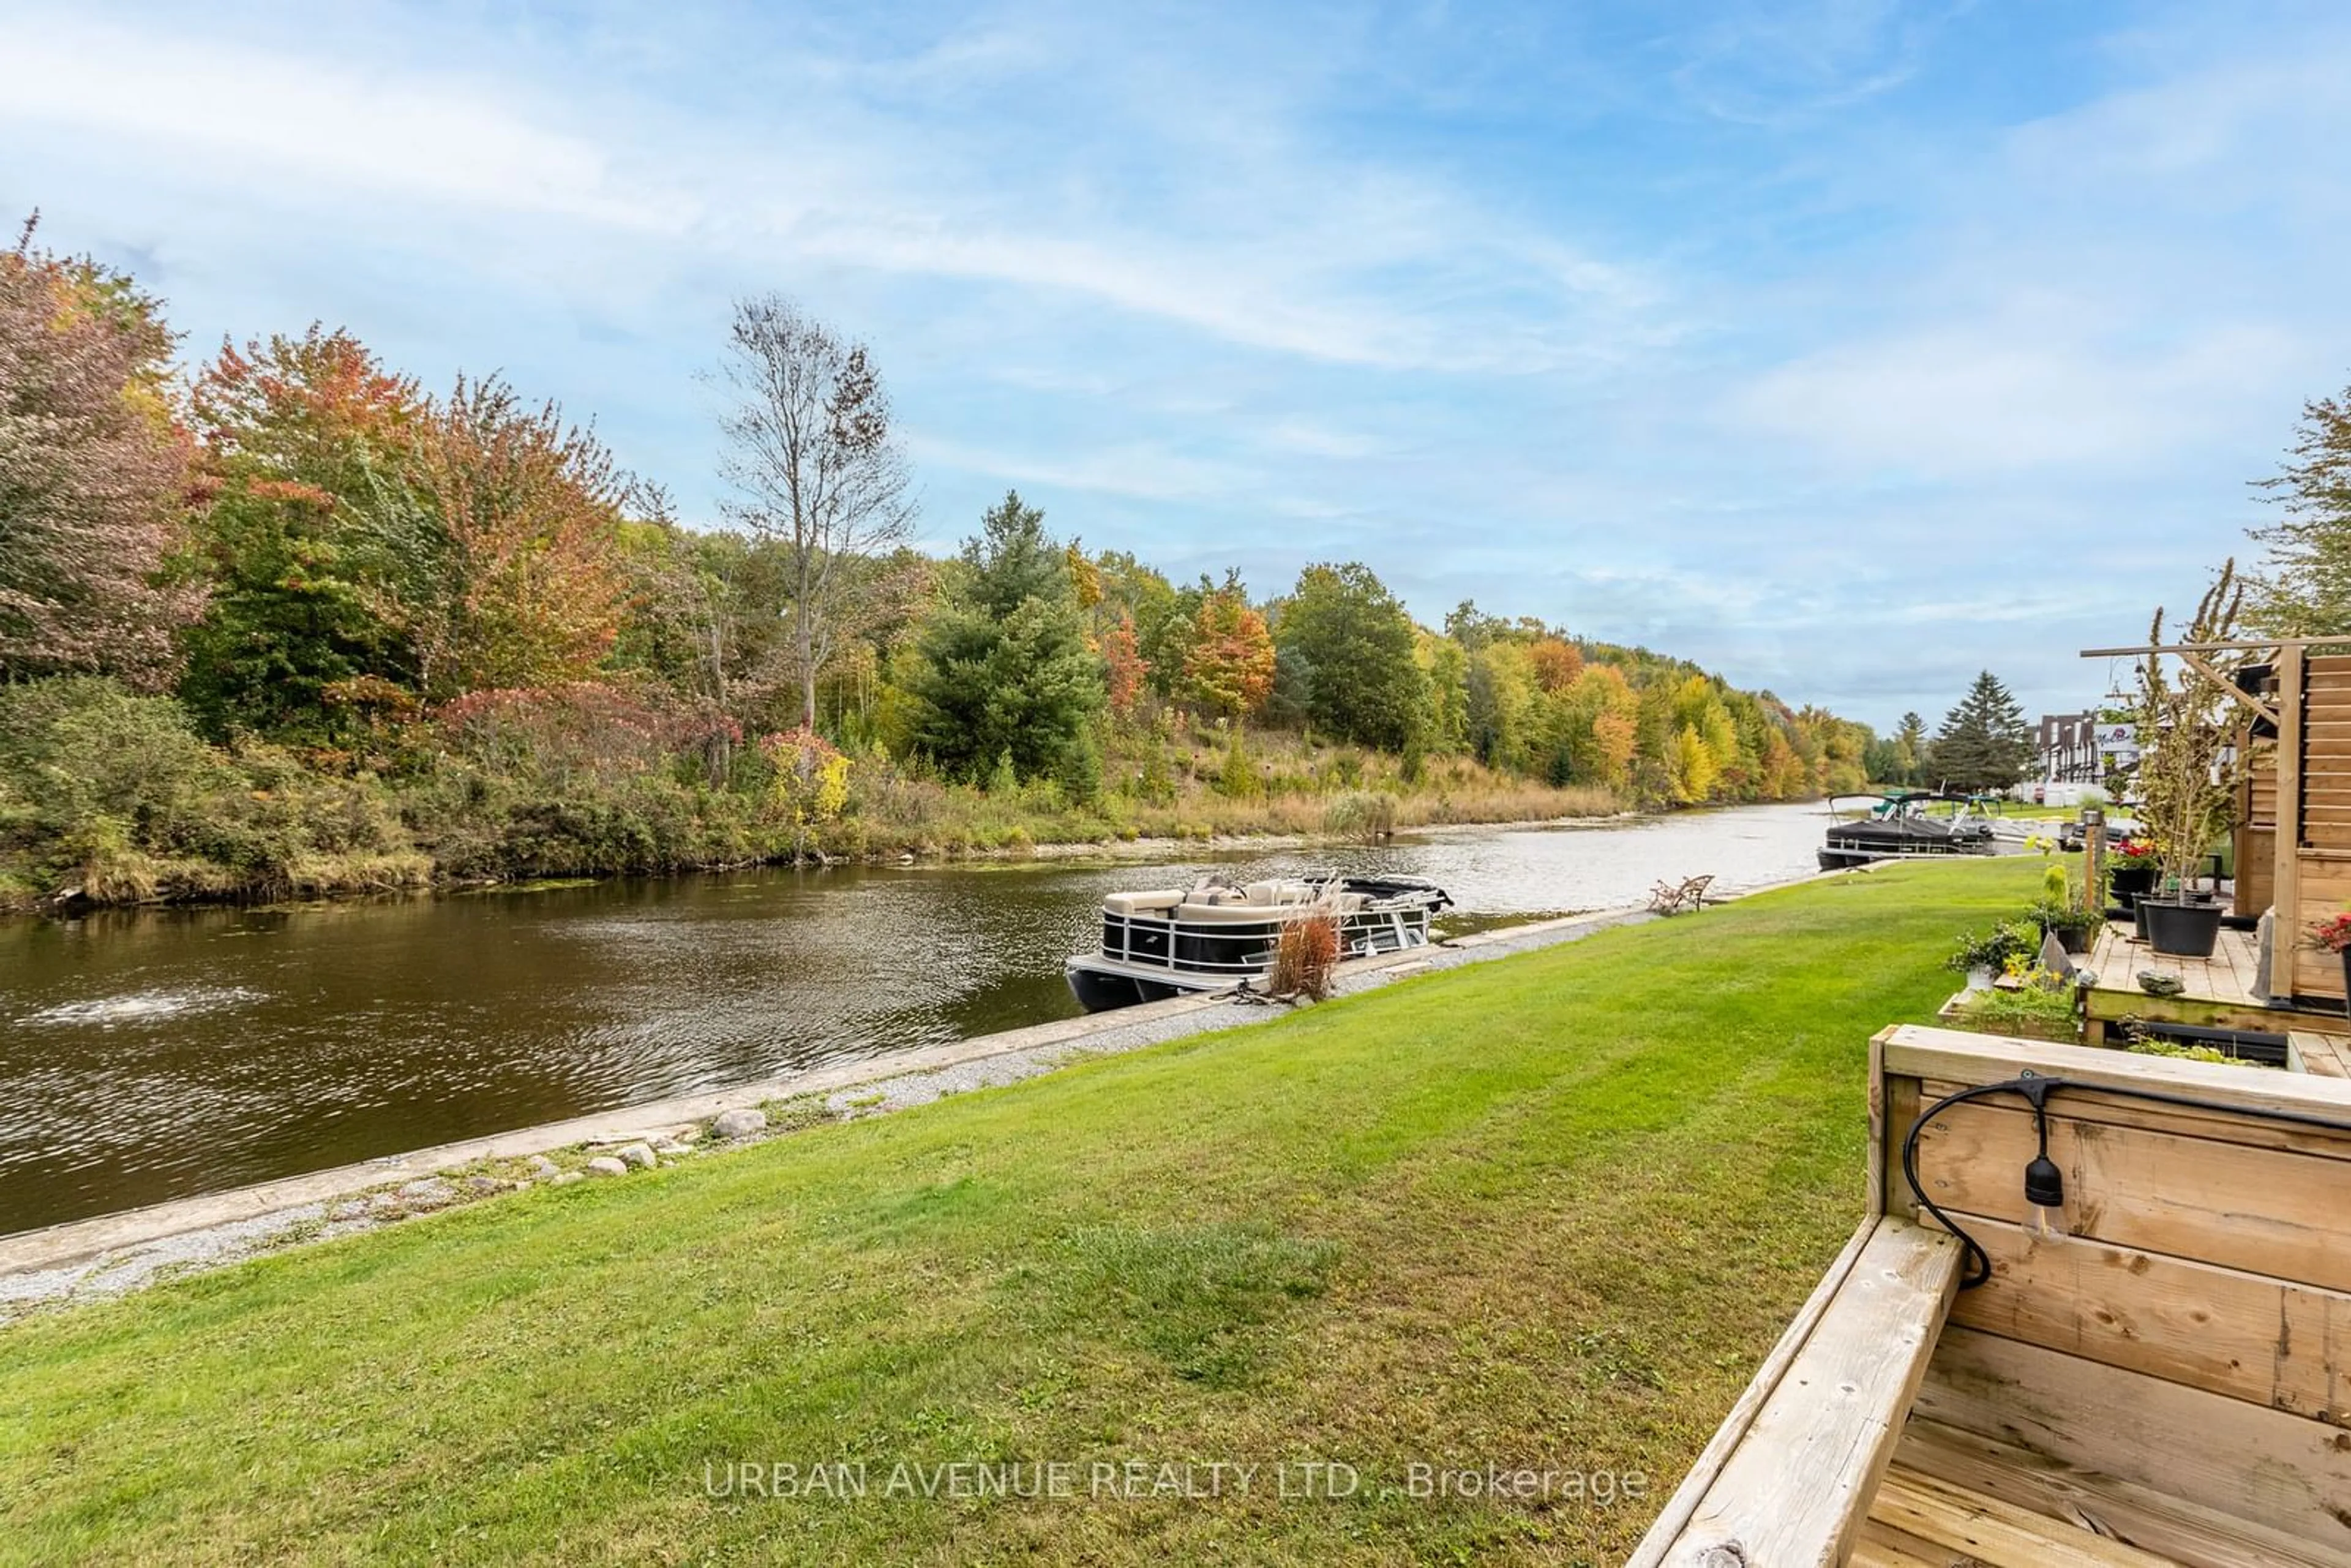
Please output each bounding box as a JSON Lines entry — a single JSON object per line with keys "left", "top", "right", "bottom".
{"left": 1935, "top": 989, "right": 2079, "bottom": 1044}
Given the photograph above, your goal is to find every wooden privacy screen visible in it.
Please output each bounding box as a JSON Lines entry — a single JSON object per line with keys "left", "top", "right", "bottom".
{"left": 2238, "top": 734, "right": 2276, "bottom": 919}
{"left": 1881, "top": 1025, "right": 2351, "bottom": 1564}
{"left": 2228, "top": 651, "right": 2351, "bottom": 1000}
{"left": 2303, "top": 655, "right": 2351, "bottom": 1000}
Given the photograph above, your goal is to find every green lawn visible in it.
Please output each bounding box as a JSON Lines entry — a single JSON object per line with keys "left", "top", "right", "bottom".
{"left": 0, "top": 859, "right": 2038, "bottom": 1566}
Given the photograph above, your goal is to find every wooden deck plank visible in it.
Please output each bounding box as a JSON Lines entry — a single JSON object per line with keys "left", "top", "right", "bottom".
{"left": 1895, "top": 1419, "right": 2351, "bottom": 1568}
{"left": 1944, "top": 1212, "right": 2351, "bottom": 1421}
{"left": 1883, "top": 1027, "right": 2351, "bottom": 1120}
{"left": 1869, "top": 1466, "right": 2184, "bottom": 1567}
{"left": 2293, "top": 1032, "right": 2351, "bottom": 1077}
{"left": 1623, "top": 1221, "right": 1881, "bottom": 1568}
{"left": 2079, "top": 919, "right": 2344, "bottom": 1033}
{"left": 1915, "top": 1326, "right": 2351, "bottom": 1550}
{"left": 1910, "top": 1097, "right": 2351, "bottom": 1291}
{"left": 1848, "top": 1520, "right": 1954, "bottom": 1568}
{"left": 1646, "top": 1219, "right": 1960, "bottom": 1568}
{"left": 2088, "top": 921, "right": 2268, "bottom": 1010}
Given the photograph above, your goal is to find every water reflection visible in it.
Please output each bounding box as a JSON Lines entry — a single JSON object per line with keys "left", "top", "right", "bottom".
{"left": 0, "top": 802, "right": 1831, "bottom": 1234}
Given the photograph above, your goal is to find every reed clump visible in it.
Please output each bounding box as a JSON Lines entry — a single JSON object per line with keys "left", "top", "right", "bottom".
{"left": 1322, "top": 790, "right": 1398, "bottom": 842}
{"left": 1269, "top": 910, "right": 1341, "bottom": 1000}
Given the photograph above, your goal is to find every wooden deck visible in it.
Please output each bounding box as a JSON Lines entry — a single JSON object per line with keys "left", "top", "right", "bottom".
{"left": 2080, "top": 919, "right": 2350, "bottom": 1043}
{"left": 1855, "top": 1464, "right": 2184, "bottom": 1567}
{"left": 1633, "top": 1027, "right": 2351, "bottom": 1567}
{"left": 2087, "top": 920, "right": 2263, "bottom": 1008}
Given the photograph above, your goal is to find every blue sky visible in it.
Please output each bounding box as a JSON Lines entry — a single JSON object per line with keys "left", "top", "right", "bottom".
{"left": 6, "top": 1, "right": 2346, "bottom": 729}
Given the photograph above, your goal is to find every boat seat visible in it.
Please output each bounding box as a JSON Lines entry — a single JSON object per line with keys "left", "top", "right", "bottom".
{"left": 1174, "top": 901, "right": 1292, "bottom": 924}
{"left": 1103, "top": 890, "right": 1183, "bottom": 915}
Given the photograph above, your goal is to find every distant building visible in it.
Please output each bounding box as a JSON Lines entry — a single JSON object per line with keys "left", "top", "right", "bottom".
{"left": 2036, "top": 712, "right": 2102, "bottom": 783}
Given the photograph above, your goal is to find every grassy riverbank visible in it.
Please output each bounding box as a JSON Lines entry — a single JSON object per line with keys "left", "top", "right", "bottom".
{"left": 0, "top": 858, "right": 2037, "bottom": 1564}
{"left": 0, "top": 678, "right": 1620, "bottom": 912}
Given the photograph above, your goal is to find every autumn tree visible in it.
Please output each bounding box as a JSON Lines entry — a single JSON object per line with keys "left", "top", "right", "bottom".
{"left": 1466, "top": 640, "right": 1538, "bottom": 771}
{"left": 1417, "top": 629, "right": 1469, "bottom": 754}
{"left": 1797, "top": 705, "right": 1872, "bottom": 795}
{"left": 179, "top": 326, "right": 437, "bottom": 738}
{"left": 0, "top": 217, "right": 197, "bottom": 688}
{"left": 408, "top": 375, "right": 634, "bottom": 697}
{"left": 1100, "top": 610, "right": 1149, "bottom": 718}
{"left": 1761, "top": 727, "right": 1812, "bottom": 797}
{"left": 1669, "top": 723, "right": 1721, "bottom": 802}
{"left": 716, "top": 294, "right": 917, "bottom": 731}
{"left": 1179, "top": 574, "right": 1274, "bottom": 719}
{"left": 1526, "top": 636, "right": 1583, "bottom": 694}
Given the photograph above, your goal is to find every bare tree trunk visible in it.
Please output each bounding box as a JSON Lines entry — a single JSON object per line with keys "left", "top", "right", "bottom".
{"left": 713, "top": 293, "right": 916, "bottom": 743}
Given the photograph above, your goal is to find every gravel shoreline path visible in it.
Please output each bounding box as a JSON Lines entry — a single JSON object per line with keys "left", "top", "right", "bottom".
{"left": 0, "top": 893, "right": 1725, "bottom": 1321}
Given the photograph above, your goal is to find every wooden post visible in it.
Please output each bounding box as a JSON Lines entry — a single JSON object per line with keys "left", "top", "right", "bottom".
{"left": 2083, "top": 806, "right": 2105, "bottom": 918}
{"left": 2273, "top": 646, "right": 2304, "bottom": 998}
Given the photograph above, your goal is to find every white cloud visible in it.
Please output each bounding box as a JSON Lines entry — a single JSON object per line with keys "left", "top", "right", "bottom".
{"left": 1, "top": 7, "right": 1671, "bottom": 376}
{"left": 1261, "top": 419, "right": 1379, "bottom": 460}
{"left": 902, "top": 430, "right": 1249, "bottom": 505}
{"left": 2, "top": 21, "right": 692, "bottom": 231}
{"left": 1733, "top": 315, "right": 2306, "bottom": 476}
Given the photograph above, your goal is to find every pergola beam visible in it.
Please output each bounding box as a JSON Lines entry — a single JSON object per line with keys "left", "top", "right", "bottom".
{"left": 2079, "top": 642, "right": 2281, "bottom": 726}
{"left": 2079, "top": 638, "right": 2351, "bottom": 656}
{"left": 2177, "top": 650, "right": 2280, "bottom": 729}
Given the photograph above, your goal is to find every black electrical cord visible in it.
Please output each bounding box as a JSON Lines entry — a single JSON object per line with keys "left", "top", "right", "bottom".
{"left": 1903, "top": 1068, "right": 2351, "bottom": 1289}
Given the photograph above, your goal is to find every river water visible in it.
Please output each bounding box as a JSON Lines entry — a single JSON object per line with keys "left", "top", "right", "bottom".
{"left": 0, "top": 802, "right": 1834, "bottom": 1236}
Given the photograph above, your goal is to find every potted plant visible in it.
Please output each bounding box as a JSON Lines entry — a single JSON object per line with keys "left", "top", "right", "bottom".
{"left": 2107, "top": 836, "right": 2158, "bottom": 911}
{"left": 2031, "top": 864, "right": 2100, "bottom": 954}
{"left": 2131, "top": 565, "right": 2244, "bottom": 960}
{"left": 2034, "top": 898, "right": 2101, "bottom": 955}
{"left": 1946, "top": 922, "right": 2039, "bottom": 989}
{"left": 2311, "top": 913, "right": 2351, "bottom": 1019}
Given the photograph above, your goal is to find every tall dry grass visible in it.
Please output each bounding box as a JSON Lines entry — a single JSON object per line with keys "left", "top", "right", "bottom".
{"left": 1268, "top": 911, "right": 1341, "bottom": 1000}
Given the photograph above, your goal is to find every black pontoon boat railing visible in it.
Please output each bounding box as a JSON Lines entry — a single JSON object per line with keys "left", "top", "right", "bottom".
{"left": 1095, "top": 906, "right": 1425, "bottom": 976}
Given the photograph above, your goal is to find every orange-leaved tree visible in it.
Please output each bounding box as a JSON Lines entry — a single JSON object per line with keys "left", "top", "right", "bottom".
{"left": 181, "top": 325, "right": 435, "bottom": 737}
{"left": 0, "top": 216, "right": 199, "bottom": 688}
{"left": 1527, "top": 636, "right": 1583, "bottom": 694}
{"left": 408, "top": 375, "right": 633, "bottom": 700}
{"left": 1180, "top": 576, "right": 1274, "bottom": 719}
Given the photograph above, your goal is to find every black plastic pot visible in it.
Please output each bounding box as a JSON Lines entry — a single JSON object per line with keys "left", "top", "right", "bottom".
{"left": 2142, "top": 896, "right": 2222, "bottom": 959}
{"left": 2133, "top": 899, "right": 2153, "bottom": 943}
{"left": 2109, "top": 864, "right": 2155, "bottom": 909}
{"left": 2036, "top": 918, "right": 2093, "bottom": 955}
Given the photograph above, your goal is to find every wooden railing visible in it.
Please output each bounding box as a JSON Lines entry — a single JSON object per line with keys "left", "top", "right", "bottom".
{"left": 1630, "top": 1025, "right": 2351, "bottom": 1567}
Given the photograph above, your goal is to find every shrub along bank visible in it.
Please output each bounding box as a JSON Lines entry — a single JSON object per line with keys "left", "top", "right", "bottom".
{"left": 0, "top": 677, "right": 1620, "bottom": 912}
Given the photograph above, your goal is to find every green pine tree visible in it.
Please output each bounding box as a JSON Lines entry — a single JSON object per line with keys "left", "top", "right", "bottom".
{"left": 904, "top": 491, "right": 1105, "bottom": 781}
{"left": 1894, "top": 711, "right": 1928, "bottom": 785}
{"left": 1929, "top": 672, "right": 2033, "bottom": 790}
